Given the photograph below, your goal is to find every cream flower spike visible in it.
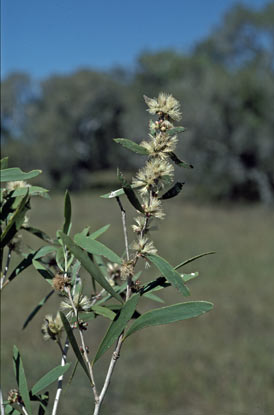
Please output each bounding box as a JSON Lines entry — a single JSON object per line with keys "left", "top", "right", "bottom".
{"left": 144, "top": 93, "right": 182, "bottom": 121}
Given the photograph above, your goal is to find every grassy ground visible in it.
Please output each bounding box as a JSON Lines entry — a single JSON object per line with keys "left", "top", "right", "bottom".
{"left": 2, "top": 191, "right": 274, "bottom": 415}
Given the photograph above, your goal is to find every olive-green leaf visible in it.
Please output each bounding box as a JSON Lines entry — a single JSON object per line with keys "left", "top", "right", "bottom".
{"left": 59, "top": 312, "right": 92, "bottom": 384}
{"left": 174, "top": 252, "right": 215, "bottom": 270}
{"left": 59, "top": 232, "right": 123, "bottom": 303}
{"left": 89, "top": 224, "right": 110, "bottom": 239}
{"left": 32, "top": 259, "right": 54, "bottom": 285}
{"left": 63, "top": 190, "right": 72, "bottom": 235}
{"left": 125, "top": 301, "right": 214, "bottom": 338}
{"left": 12, "top": 186, "right": 49, "bottom": 198}
{"left": 93, "top": 294, "right": 139, "bottom": 363}
{"left": 92, "top": 305, "right": 116, "bottom": 320}
{"left": 169, "top": 152, "right": 193, "bottom": 169}
{"left": 117, "top": 170, "right": 144, "bottom": 213}
{"left": 22, "top": 225, "right": 55, "bottom": 244}
{"left": 22, "top": 290, "right": 54, "bottom": 329}
{"left": 1, "top": 167, "right": 42, "bottom": 182}
{"left": 114, "top": 138, "right": 149, "bottom": 155}
{"left": 13, "top": 345, "right": 32, "bottom": 414}
{"left": 31, "top": 364, "right": 71, "bottom": 395}
{"left": 160, "top": 182, "right": 184, "bottom": 200}
{"left": 4, "top": 252, "right": 37, "bottom": 289}
{"left": 74, "top": 233, "right": 122, "bottom": 264}
{"left": 146, "top": 254, "right": 190, "bottom": 297}
{"left": 4, "top": 404, "right": 20, "bottom": 414}
{"left": 166, "top": 126, "right": 185, "bottom": 136}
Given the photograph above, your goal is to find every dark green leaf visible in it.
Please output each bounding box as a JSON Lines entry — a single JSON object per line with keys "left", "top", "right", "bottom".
{"left": 13, "top": 345, "right": 32, "bottom": 414}
{"left": 12, "top": 186, "right": 49, "bottom": 198}
{"left": 166, "top": 126, "right": 185, "bottom": 136}
{"left": 169, "top": 152, "right": 193, "bottom": 169}
{"left": 33, "top": 245, "right": 57, "bottom": 260}
{"left": 0, "top": 191, "right": 30, "bottom": 248}
{"left": 31, "top": 364, "right": 71, "bottom": 395}
{"left": 59, "top": 312, "right": 92, "bottom": 384}
{"left": 93, "top": 294, "right": 139, "bottom": 363}
{"left": 143, "top": 292, "right": 165, "bottom": 303}
{"left": 63, "top": 190, "right": 72, "bottom": 235}
{"left": 5, "top": 252, "right": 36, "bottom": 287}
{"left": 1, "top": 167, "right": 41, "bottom": 182}
{"left": 117, "top": 170, "right": 144, "bottom": 213}
{"left": 59, "top": 232, "right": 123, "bottom": 303}
{"left": 125, "top": 301, "right": 214, "bottom": 338}
{"left": 160, "top": 182, "right": 184, "bottom": 200}
{"left": 74, "top": 233, "right": 122, "bottom": 264}
{"left": 4, "top": 404, "right": 20, "bottom": 414}
{"left": 146, "top": 254, "right": 190, "bottom": 297}
{"left": 114, "top": 138, "right": 149, "bottom": 155}
{"left": 22, "top": 290, "right": 54, "bottom": 329}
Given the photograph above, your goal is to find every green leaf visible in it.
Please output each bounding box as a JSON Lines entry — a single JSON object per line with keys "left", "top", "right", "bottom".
{"left": 5, "top": 252, "right": 37, "bottom": 287}
{"left": 31, "top": 364, "right": 70, "bottom": 395}
{"left": 22, "top": 290, "right": 54, "bottom": 329}
{"left": 0, "top": 156, "right": 8, "bottom": 169}
{"left": 70, "top": 311, "right": 96, "bottom": 324}
{"left": 125, "top": 301, "right": 214, "bottom": 338}
{"left": 160, "top": 182, "right": 184, "bottom": 200}
{"left": 32, "top": 259, "right": 54, "bottom": 285}
{"left": 169, "top": 152, "right": 193, "bottom": 169}
{"left": 59, "top": 312, "right": 92, "bottom": 384}
{"left": 1, "top": 167, "right": 42, "bottom": 182}
{"left": 93, "top": 294, "right": 139, "bottom": 363}
{"left": 59, "top": 232, "right": 123, "bottom": 303}
{"left": 117, "top": 170, "right": 144, "bottom": 213}
{"left": 100, "top": 183, "right": 141, "bottom": 199}
{"left": 146, "top": 254, "right": 190, "bottom": 297}
{"left": 143, "top": 292, "right": 165, "bottom": 303}
{"left": 166, "top": 126, "right": 185, "bottom": 136}
{"left": 114, "top": 138, "right": 149, "bottom": 155}
{"left": 0, "top": 191, "right": 30, "bottom": 248}
{"left": 12, "top": 186, "right": 49, "bottom": 198}
{"left": 33, "top": 245, "right": 58, "bottom": 260}
{"left": 181, "top": 272, "right": 199, "bottom": 282}
{"left": 13, "top": 345, "right": 32, "bottom": 414}
{"left": 4, "top": 404, "right": 20, "bottom": 414}
{"left": 92, "top": 305, "right": 116, "bottom": 320}
{"left": 89, "top": 224, "right": 110, "bottom": 239}
{"left": 63, "top": 190, "right": 72, "bottom": 235}
{"left": 74, "top": 234, "right": 122, "bottom": 264}
{"left": 22, "top": 225, "right": 55, "bottom": 244}
{"left": 174, "top": 252, "right": 215, "bottom": 270}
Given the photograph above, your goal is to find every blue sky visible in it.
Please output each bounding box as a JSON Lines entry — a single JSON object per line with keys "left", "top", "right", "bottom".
{"left": 1, "top": 0, "right": 269, "bottom": 80}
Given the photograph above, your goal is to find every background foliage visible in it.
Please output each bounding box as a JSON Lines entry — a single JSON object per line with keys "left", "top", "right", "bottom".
{"left": 2, "top": 3, "right": 274, "bottom": 202}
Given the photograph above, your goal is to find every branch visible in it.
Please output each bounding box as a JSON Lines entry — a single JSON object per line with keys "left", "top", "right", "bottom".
{"left": 52, "top": 338, "right": 69, "bottom": 415}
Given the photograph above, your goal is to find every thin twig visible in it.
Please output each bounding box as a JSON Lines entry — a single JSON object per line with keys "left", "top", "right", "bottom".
{"left": 115, "top": 197, "right": 129, "bottom": 261}
{"left": 52, "top": 338, "right": 69, "bottom": 415}
{"left": 18, "top": 403, "right": 29, "bottom": 415}
{"left": 0, "top": 387, "right": 5, "bottom": 415}
{"left": 66, "top": 288, "right": 99, "bottom": 403}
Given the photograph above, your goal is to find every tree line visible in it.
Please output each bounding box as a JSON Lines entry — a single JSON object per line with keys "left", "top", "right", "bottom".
{"left": 2, "top": 2, "right": 274, "bottom": 203}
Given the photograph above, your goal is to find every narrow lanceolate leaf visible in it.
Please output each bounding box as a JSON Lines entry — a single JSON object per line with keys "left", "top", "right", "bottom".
{"left": 5, "top": 252, "right": 36, "bottom": 287}
{"left": 74, "top": 234, "right": 122, "bottom": 264}
{"left": 91, "top": 305, "right": 116, "bottom": 320}
{"left": 93, "top": 294, "right": 139, "bottom": 363}
{"left": 4, "top": 404, "right": 20, "bottom": 414}
{"left": 59, "top": 312, "right": 92, "bottom": 384}
{"left": 33, "top": 245, "right": 58, "bottom": 260}
{"left": 100, "top": 183, "right": 141, "bottom": 199}
{"left": 22, "top": 225, "right": 55, "bottom": 244}
{"left": 166, "top": 126, "right": 185, "bottom": 136}
{"left": 63, "top": 190, "right": 72, "bottom": 235}
{"left": 169, "top": 152, "right": 193, "bottom": 169}
{"left": 125, "top": 301, "right": 214, "bottom": 338}
{"left": 0, "top": 191, "right": 30, "bottom": 248}
{"left": 181, "top": 272, "right": 199, "bottom": 283}
{"left": 32, "top": 259, "right": 54, "bottom": 285}
{"left": 160, "top": 182, "right": 184, "bottom": 200}
{"left": 117, "top": 170, "right": 144, "bottom": 213}
{"left": 59, "top": 232, "right": 123, "bottom": 303}
{"left": 143, "top": 292, "right": 165, "bottom": 303}
{"left": 146, "top": 254, "right": 190, "bottom": 297}
{"left": 22, "top": 290, "right": 54, "bottom": 329}
{"left": 174, "top": 252, "right": 215, "bottom": 271}
{"left": 0, "top": 167, "right": 42, "bottom": 182}
{"left": 114, "top": 138, "right": 150, "bottom": 155}
{"left": 31, "top": 364, "right": 71, "bottom": 395}
{"left": 89, "top": 224, "right": 110, "bottom": 239}
{"left": 13, "top": 346, "right": 33, "bottom": 414}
